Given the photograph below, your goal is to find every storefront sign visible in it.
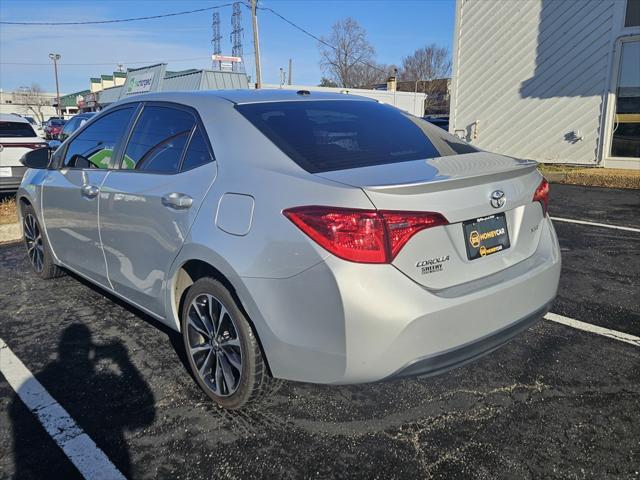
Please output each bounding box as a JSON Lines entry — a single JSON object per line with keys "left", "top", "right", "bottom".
{"left": 125, "top": 71, "right": 156, "bottom": 95}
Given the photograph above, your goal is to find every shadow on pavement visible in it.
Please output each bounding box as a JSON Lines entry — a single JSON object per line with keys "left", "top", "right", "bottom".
{"left": 9, "top": 324, "right": 156, "bottom": 479}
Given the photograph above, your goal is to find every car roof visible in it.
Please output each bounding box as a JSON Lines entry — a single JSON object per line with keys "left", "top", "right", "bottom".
{"left": 0, "top": 113, "right": 29, "bottom": 123}
{"left": 119, "top": 89, "right": 377, "bottom": 106}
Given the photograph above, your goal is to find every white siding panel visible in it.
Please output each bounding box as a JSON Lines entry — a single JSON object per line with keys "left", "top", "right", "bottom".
{"left": 452, "top": 0, "right": 618, "bottom": 164}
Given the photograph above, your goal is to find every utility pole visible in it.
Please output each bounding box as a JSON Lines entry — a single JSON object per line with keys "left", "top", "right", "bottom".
{"left": 251, "top": 0, "right": 262, "bottom": 88}
{"left": 49, "top": 53, "right": 61, "bottom": 118}
{"left": 288, "top": 58, "right": 292, "bottom": 85}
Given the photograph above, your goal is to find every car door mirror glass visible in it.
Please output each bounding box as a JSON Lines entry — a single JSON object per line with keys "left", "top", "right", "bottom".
{"left": 20, "top": 147, "right": 50, "bottom": 169}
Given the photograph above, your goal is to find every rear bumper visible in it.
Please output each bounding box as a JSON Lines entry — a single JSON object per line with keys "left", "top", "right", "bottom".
{"left": 386, "top": 302, "right": 551, "bottom": 380}
{"left": 241, "top": 217, "right": 561, "bottom": 384}
{"left": 0, "top": 166, "right": 26, "bottom": 192}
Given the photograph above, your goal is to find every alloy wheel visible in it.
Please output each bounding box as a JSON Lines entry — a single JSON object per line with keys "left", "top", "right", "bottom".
{"left": 187, "top": 294, "right": 243, "bottom": 397}
{"left": 24, "top": 214, "right": 44, "bottom": 273}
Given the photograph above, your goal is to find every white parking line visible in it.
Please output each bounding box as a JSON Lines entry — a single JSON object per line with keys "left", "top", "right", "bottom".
{"left": 545, "top": 313, "right": 640, "bottom": 347}
{"left": 550, "top": 217, "right": 640, "bottom": 233}
{"left": 0, "top": 338, "right": 126, "bottom": 480}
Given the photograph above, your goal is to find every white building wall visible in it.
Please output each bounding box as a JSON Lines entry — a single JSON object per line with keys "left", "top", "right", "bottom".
{"left": 450, "top": 0, "right": 622, "bottom": 165}
{"left": 261, "top": 84, "right": 427, "bottom": 117}
{"left": 0, "top": 89, "right": 58, "bottom": 120}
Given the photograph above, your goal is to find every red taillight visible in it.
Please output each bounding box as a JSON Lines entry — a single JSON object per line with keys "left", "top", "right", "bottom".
{"left": 533, "top": 178, "right": 550, "bottom": 215}
{"left": 283, "top": 206, "right": 447, "bottom": 264}
{"left": 381, "top": 210, "right": 448, "bottom": 259}
{"left": 0, "top": 143, "right": 46, "bottom": 149}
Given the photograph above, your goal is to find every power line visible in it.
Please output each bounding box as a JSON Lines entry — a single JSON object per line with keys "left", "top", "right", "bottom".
{"left": 0, "top": 3, "right": 235, "bottom": 25}
{"left": 255, "top": 4, "right": 388, "bottom": 75}
{"left": 0, "top": 57, "right": 211, "bottom": 66}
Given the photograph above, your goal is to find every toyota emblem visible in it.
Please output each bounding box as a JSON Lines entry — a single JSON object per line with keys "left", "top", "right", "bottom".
{"left": 490, "top": 190, "right": 505, "bottom": 209}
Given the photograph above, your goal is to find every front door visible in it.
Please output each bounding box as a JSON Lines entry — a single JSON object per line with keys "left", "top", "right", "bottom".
{"left": 42, "top": 106, "right": 136, "bottom": 286}
{"left": 99, "top": 104, "right": 217, "bottom": 317}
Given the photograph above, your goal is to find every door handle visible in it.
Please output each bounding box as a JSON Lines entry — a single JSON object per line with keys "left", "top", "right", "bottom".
{"left": 80, "top": 184, "right": 100, "bottom": 199}
{"left": 162, "top": 192, "right": 193, "bottom": 210}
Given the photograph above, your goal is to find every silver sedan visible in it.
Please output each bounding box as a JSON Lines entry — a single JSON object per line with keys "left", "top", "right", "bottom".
{"left": 17, "top": 90, "right": 560, "bottom": 409}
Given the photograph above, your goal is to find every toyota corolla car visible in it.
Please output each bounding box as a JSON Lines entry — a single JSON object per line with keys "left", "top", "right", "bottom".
{"left": 17, "top": 90, "right": 560, "bottom": 409}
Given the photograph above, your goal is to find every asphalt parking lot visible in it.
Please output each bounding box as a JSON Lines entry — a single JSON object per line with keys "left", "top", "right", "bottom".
{"left": 0, "top": 183, "right": 638, "bottom": 479}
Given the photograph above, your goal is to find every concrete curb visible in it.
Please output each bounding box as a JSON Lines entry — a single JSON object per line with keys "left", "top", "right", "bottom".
{"left": 0, "top": 222, "right": 21, "bottom": 244}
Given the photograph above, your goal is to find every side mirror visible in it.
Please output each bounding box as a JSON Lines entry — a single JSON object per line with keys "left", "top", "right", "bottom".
{"left": 48, "top": 139, "right": 62, "bottom": 151}
{"left": 20, "top": 147, "right": 50, "bottom": 169}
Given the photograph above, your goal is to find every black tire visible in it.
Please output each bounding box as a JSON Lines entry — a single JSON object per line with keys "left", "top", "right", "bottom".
{"left": 22, "top": 204, "right": 64, "bottom": 280}
{"left": 181, "top": 277, "right": 280, "bottom": 409}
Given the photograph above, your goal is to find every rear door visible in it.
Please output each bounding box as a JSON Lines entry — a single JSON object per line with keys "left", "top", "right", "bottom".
{"left": 99, "top": 103, "right": 217, "bottom": 316}
{"left": 41, "top": 105, "right": 137, "bottom": 286}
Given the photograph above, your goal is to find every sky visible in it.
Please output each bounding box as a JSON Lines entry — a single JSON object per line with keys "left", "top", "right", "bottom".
{"left": 0, "top": 0, "right": 455, "bottom": 95}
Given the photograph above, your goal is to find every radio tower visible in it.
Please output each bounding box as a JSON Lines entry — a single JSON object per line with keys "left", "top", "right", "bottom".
{"left": 211, "top": 12, "right": 222, "bottom": 70}
{"left": 230, "top": 2, "right": 245, "bottom": 73}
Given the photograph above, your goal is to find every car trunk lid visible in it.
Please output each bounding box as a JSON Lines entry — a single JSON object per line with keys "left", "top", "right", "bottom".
{"left": 316, "top": 152, "right": 546, "bottom": 290}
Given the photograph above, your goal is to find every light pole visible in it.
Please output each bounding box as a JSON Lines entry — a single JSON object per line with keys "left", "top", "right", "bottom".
{"left": 49, "top": 53, "right": 61, "bottom": 118}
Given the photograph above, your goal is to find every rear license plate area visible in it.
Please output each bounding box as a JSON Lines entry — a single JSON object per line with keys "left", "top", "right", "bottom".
{"left": 463, "top": 213, "right": 510, "bottom": 260}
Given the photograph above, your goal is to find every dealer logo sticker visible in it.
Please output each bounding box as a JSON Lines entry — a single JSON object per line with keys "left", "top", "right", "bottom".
{"left": 469, "top": 227, "right": 506, "bottom": 246}
{"left": 470, "top": 230, "right": 480, "bottom": 248}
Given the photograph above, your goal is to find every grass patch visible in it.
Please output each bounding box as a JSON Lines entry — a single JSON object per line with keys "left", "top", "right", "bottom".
{"left": 537, "top": 163, "right": 640, "bottom": 189}
{"left": 0, "top": 196, "right": 18, "bottom": 225}
{"left": 537, "top": 163, "right": 582, "bottom": 176}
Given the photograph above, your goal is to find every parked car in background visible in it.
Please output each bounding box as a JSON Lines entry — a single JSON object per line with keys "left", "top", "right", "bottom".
{"left": 58, "top": 112, "right": 96, "bottom": 142}
{"left": 23, "top": 115, "right": 45, "bottom": 138}
{"left": 44, "top": 118, "right": 66, "bottom": 139}
{"left": 17, "top": 90, "right": 560, "bottom": 409}
{"left": 0, "top": 113, "right": 47, "bottom": 191}
{"left": 423, "top": 115, "right": 449, "bottom": 131}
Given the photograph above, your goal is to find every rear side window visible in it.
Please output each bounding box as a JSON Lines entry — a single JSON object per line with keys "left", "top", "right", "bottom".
{"left": 235, "top": 100, "right": 474, "bottom": 173}
{"left": 181, "top": 126, "right": 214, "bottom": 171}
{"left": 122, "top": 106, "right": 195, "bottom": 173}
{"left": 62, "top": 107, "right": 135, "bottom": 169}
{"left": 0, "top": 121, "right": 36, "bottom": 138}
{"left": 61, "top": 118, "right": 78, "bottom": 136}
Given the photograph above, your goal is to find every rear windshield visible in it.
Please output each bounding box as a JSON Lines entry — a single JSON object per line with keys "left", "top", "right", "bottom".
{"left": 0, "top": 121, "right": 36, "bottom": 137}
{"left": 236, "top": 100, "right": 477, "bottom": 173}
{"left": 49, "top": 119, "right": 65, "bottom": 126}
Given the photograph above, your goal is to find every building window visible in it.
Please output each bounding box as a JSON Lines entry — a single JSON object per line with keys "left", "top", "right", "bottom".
{"left": 626, "top": 0, "right": 640, "bottom": 27}
{"left": 611, "top": 40, "right": 640, "bottom": 158}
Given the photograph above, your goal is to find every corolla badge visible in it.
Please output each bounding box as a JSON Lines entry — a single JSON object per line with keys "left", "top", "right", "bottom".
{"left": 490, "top": 190, "right": 505, "bottom": 209}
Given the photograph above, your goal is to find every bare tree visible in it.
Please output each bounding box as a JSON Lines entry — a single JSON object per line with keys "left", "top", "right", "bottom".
{"left": 350, "top": 63, "right": 397, "bottom": 88}
{"left": 12, "top": 84, "right": 51, "bottom": 123}
{"left": 399, "top": 44, "right": 451, "bottom": 83}
{"left": 318, "top": 17, "right": 377, "bottom": 88}
{"left": 399, "top": 44, "right": 451, "bottom": 115}
{"left": 318, "top": 77, "right": 339, "bottom": 88}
